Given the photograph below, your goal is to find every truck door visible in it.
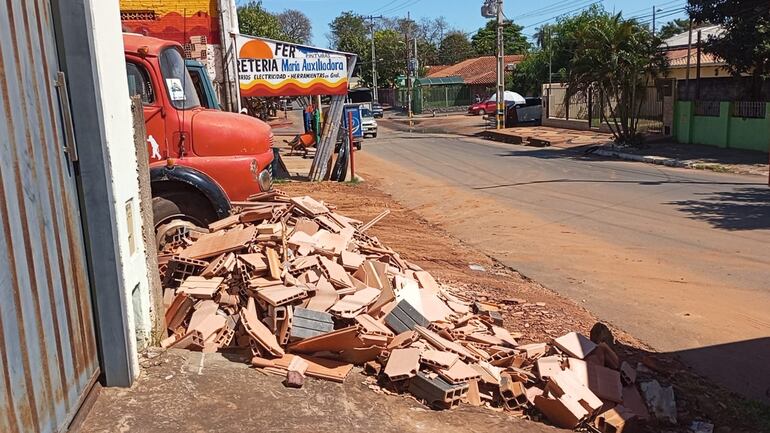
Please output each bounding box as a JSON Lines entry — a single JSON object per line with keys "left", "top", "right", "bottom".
{"left": 126, "top": 61, "right": 167, "bottom": 162}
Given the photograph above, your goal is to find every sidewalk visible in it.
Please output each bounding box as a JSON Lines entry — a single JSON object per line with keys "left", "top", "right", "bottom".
{"left": 481, "top": 126, "right": 769, "bottom": 177}
{"left": 594, "top": 141, "right": 769, "bottom": 177}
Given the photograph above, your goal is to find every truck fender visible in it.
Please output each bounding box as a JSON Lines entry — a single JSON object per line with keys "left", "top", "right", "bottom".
{"left": 150, "top": 165, "right": 231, "bottom": 219}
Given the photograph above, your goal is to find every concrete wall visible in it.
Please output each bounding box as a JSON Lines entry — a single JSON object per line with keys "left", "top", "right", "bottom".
{"left": 674, "top": 101, "right": 770, "bottom": 152}
{"left": 90, "top": 0, "right": 153, "bottom": 374}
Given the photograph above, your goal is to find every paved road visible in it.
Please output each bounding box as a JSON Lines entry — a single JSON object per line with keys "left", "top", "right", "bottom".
{"left": 360, "top": 127, "right": 770, "bottom": 402}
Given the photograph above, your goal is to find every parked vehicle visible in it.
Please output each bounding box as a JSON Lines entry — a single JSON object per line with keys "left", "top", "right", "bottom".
{"left": 507, "top": 97, "right": 543, "bottom": 125}
{"left": 348, "top": 87, "right": 373, "bottom": 111}
{"left": 371, "top": 102, "right": 384, "bottom": 118}
{"left": 361, "top": 107, "right": 378, "bottom": 138}
{"left": 485, "top": 97, "right": 543, "bottom": 127}
{"left": 186, "top": 59, "right": 220, "bottom": 110}
{"left": 468, "top": 91, "right": 526, "bottom": 116}
{"left": 124, "top": 34, "right": 274, "bottom": 241}
{"left": 468, "top": 99, "right": 496, "bottom": 115}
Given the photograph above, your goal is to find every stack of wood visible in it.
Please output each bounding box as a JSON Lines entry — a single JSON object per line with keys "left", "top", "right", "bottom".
{"left": 158, "top": 191, "right": 653, "bottom": 432}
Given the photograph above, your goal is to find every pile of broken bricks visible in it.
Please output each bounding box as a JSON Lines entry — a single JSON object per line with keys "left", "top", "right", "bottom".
{"left": 158, "top": 191, "right": 671, "bottom": 432}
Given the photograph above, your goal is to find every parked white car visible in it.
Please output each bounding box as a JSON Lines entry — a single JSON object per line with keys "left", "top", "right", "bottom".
{"left": 361, "top": 107, "right": 378, "bottom": 138}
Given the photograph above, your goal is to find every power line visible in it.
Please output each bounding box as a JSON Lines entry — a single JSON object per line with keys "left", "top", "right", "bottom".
{"left": 369, "top": 0, "right": 402, "bottom": 14}
{"left": 380, "top": 0, "right": 424, "bottom": 15}
{"left": 522, "top": 1, "right": 604, "bottom": 30}
{"left": 516, "top": 0, "right": 588, "bottom": 20}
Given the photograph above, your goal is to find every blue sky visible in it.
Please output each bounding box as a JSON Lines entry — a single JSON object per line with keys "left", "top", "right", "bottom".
{"left": 248, "top": 0, "right": 688, "bottom": 48}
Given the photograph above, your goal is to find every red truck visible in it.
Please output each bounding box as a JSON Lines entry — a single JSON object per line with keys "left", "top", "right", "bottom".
{"left": 123, "top": 34, "right": 274, "bottom": 240}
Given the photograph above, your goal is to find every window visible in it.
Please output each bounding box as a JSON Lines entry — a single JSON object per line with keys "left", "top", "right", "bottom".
{"left": 159, "top": 47, "right": 200, "bottom": 110}
{"left": 126, "top": 62, "right": 154, "bottom": 104}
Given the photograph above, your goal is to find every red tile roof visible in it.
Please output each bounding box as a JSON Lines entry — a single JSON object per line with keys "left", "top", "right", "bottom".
{"left": 666, "top": 47, "right": 722, "bottom": 67}
{"left": 427, "top": 55, "right": 524, "bottom": 85}
{"left": 425, "top": 65, "right": 450, "bottom": 75}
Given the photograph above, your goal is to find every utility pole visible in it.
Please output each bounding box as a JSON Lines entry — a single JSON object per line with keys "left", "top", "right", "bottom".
{"left": 406, "top": 11, "right": 413, "bottom": 125}
{"left": 365, "top": 15, "right": 383, "bottom": 102}
{"left": 685, "top": 18, "right": 693, "bottom": 99}
{"left": 481, "top": 0, "right": 504, "bottom": 129}
{"left": 545, "top": 24, "right": 553, "bottom": 118}
{"left": 652, "top": 6, "right": 656, "bottom": 36}
{"left": 413, "top": 26, "right": 419, "bottom": 79}
{"left": 496, "top": 0, "right": 505, "bottom": 129}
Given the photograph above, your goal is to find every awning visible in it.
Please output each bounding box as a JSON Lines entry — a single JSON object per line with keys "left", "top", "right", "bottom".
{"left": 415, "top": 76, "right": 465, "bottom": 86}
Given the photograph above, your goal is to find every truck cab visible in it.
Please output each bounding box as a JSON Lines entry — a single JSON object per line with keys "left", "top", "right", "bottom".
{"left": 123, "top": 34, "right": 274, "bottom": 240}
{"left": 186, "top": 59, "right": 220, "bottom": 110}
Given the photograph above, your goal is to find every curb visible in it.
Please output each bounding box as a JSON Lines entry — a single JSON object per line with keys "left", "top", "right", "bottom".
{"left": 592, "top": 149, "right": 691, "bottom": 169}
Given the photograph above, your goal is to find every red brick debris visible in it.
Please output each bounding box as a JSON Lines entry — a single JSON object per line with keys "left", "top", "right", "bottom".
{"left": 158, "top": 190, "right": 665, "bottom": 431}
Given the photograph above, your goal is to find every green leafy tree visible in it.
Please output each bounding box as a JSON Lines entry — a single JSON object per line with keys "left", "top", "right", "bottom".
{"left": 238, "top": 1, "right": 285, "bottom": 40}
{"left": 471, "top": 20, "right": 529, "bottom": 56}
{"left": 438, "top": 32, "right": 475, "bottom": 65}
{"left": 509, "top": 51, "right": 550, "bottom": 95}
{"left": 369, "top": 29, "right": 407, "bottom": 87}
{"left": 567, "top": 12, "right": 668, "bottom": 144}
{"left": 658, "top": 18, "right": 691, "bottom": 40}
{"left": 687, "top": 0, "right": 770, "bottom": 98}
{"left": 328, "top": 12, "right": 369, "bottom": 55}
{"left": 277, "top": 9, "right": 312, "bottom": 44}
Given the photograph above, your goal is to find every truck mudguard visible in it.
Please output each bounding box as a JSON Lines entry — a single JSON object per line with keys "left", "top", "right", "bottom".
{"left": 150, "top": 165, "right": 231, "bottom": 219}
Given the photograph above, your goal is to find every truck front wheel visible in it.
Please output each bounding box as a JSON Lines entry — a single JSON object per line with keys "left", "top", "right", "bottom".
{"left": 152, "top": 193, "right": 216, "bottom": 250}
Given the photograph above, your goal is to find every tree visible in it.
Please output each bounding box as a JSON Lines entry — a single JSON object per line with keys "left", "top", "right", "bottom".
{"left": 369, "top": 29, "right": 407, "bottom": 87}
{"left": 328, "top": 12, "right": 369, "bottom": 55}
{"left": 509, "top": 50, "right": 549, "bottom": 95}
{"left": 687, "top": 0, "right": 770, "bottom": 98}
{"left": 438, "top": 32, "right": 475, "bottom": 65}
{"left": 238, "top": 1, "right": 285, "bottom": 40}
{"left": 278, "top": 9, "right": 312, "bottom": 44}
{"left": 471, "top": 20, "right": 529, "bottom": 56}
{"left": 567, "top": 12, "right": 668, "bottom": 144}
{"left": 658, "top": 18, "right": 691, "bottom": 40}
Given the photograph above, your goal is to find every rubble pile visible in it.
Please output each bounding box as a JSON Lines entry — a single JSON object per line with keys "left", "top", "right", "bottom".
{"left": 158, "top": 192, "right": 659, "bottom": 431}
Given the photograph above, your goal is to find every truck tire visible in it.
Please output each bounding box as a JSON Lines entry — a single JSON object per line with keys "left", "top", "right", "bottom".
{"left": 152, "top": 193, "right": 216, "bottom": 229}
{"left": 153, "top": 194, "right": 215, "bottom": 251}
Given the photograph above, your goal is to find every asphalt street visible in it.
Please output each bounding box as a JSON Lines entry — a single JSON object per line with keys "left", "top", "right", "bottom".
{"left": 360, "top": 126, "right": 770, "bottom": 402}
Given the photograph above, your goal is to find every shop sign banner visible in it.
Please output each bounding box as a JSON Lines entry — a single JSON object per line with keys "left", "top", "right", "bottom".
{"left": 237, "top": 35, "right": 348, "bottom": 97}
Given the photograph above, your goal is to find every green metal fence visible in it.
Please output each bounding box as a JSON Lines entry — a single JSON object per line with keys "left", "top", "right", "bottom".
{"left": 416, "top": 85, "right": 473, "bottom": 113}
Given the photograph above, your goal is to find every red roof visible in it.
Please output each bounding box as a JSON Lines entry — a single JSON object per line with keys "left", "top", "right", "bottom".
{"left": 666, "top": 47, "right": 722, "bottom": 67}
{"left": 427, "top": 55, "right": 524, "bottom": 85}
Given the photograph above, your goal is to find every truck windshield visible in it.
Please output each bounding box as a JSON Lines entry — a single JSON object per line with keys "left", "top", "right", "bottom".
{"left": 159, "top": 47, "right": 200, "bottom": 110}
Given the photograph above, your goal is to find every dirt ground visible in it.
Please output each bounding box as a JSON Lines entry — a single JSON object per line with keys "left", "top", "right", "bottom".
{"left": 81, "top": 181, "right": 768, "bottom": 432}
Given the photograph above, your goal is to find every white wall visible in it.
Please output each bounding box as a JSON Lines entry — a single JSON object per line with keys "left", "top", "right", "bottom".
{"left": 88, "top": 0, "right": 153, "bottom": 377}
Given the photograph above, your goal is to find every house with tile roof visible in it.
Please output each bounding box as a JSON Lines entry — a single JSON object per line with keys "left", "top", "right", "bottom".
{"left": 427, "top": 55, "right": 524, "bottom": 99}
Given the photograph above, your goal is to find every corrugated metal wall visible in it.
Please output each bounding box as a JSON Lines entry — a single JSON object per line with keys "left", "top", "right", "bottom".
{"left": 0, "top": 1, "right": 99, "bottom": 432}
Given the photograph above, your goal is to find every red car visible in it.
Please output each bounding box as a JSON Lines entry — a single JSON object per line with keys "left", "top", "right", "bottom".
{"left": 468, "top": 99, "right": 497, "bottom": 115}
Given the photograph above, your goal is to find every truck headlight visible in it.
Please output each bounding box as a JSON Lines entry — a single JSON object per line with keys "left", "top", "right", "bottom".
{"left": 257, "top": 167, "right": 273, "bottom": 191}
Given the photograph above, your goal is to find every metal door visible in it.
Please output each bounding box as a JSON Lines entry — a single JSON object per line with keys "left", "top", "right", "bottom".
{"left": 0, "top": 1, "right": 99, "bottom": 432}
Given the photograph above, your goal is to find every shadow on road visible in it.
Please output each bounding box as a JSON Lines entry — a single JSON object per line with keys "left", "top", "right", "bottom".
{"left": 667, "top": 187, "right": 770, "bottom": 230}
{"left": 473, "top": 178, "right": 764, "bottom": 191}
